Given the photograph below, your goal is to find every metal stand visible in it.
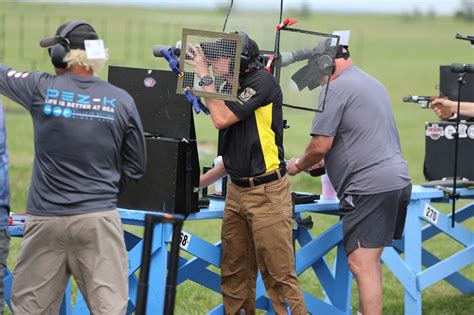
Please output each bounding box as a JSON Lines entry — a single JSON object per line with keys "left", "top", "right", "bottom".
{"left": 450, "top": 72, "right": 466, "bottom": 227}
{"left": 136, "top": 212, "right": 184, "bottom": 315}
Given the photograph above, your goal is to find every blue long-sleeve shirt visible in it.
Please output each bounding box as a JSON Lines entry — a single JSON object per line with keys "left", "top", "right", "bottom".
{"left": 0, "top": 65, "right": 146, "bottom": 216}
{"left": 0, "top": 100, "right": 10, "bottom": 229}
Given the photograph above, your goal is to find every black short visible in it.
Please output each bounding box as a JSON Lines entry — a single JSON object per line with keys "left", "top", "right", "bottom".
{"left": 339, "top": 184, "right": 412, "bottom": 255}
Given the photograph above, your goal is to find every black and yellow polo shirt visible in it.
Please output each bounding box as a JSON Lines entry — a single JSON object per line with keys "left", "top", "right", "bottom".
{"left": 221, "top": 69, "right": 285, "bottom": 180}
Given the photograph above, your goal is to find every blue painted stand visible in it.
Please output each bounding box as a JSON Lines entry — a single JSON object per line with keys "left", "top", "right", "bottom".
{"left": 4, "top": 185, "right": 474, "bottom": 314}
{"left": 176, "top": 197, "right": 352, "bottom": 315}
{"left": 381, "top": 185, "right": 474, "bottom": 314}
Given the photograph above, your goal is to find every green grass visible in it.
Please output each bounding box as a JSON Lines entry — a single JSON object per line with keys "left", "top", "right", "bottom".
{"left": 1, "top": 2, "right": 474, "bottom": 314}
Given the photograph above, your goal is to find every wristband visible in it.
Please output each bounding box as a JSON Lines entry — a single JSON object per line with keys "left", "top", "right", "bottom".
{"left": 294, "top": 158, "right": 303, "bottom": 172}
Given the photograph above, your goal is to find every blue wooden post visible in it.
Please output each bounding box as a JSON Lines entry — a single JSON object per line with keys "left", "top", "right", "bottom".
{"left": 60, "top": 281, "right": 72, "bottom": 315}
{"left": 4, "top": 267, "right": 12, "bottom": 312}
{"left": 332, "top": 243, "right": 352, "bottom": 312}
{"left": 144, "top": 223, "right": 169, "bottom": 314}
{"left": 404, "top": 199, "right": 424, "bottom": 314}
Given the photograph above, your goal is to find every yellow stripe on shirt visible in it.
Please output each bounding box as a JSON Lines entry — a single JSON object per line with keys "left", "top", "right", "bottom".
{"left": 255, "top": 102, "right": 279, "bottom": 172}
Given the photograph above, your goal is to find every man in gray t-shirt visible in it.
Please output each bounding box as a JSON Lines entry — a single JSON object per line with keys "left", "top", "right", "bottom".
{"left": 287, "top": 39, "right": 411, "bottom": 315}
{"left": 0, "top": 21, "right": 146, "bottom": 314}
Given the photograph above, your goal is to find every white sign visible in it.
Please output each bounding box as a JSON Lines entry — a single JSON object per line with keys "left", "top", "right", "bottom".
{"left": 423, "top": 203, "right": 440, "bottom": 225}
{"left": 176, "top": 230, "right": 192, "bottom": 250}
{"left": 84, "top": 39, "right": 106, "bottom": 60}
{"left": 332, "top": 30, "right": 351, "bottom": 46}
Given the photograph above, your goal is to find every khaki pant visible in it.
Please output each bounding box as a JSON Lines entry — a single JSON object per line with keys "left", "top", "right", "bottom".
{"left": 11, "top": 210, "right": 128, "bottom": 315}
{"left": 222, "top": 175, "right": 306, "bottom": 314}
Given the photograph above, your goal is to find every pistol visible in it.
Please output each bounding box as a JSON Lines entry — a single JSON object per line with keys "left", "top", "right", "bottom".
{"left": 402, "top": 95, "right": 447, "bottom": 108}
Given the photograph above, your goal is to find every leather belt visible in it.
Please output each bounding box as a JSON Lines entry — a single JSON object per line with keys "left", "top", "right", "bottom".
{"left": 231, "top": 168, "right": 286, "bottom": 188}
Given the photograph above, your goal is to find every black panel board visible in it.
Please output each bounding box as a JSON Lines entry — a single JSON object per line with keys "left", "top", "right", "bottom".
{"left": 108, "top": 66, "right": 194, "bottom": 139}
{"left": 439, "top": 65, "right": 474, "bottom": 102}
{"left": 424, "top": 122, "right": 474, "bottom": 181}
{"left": 118, "top": 137, "right": 200, "bottom": 214}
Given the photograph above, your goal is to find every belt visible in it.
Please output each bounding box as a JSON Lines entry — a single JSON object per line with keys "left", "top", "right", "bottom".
{"left": 231, "top": 168, "right": 286, "bottom": 188}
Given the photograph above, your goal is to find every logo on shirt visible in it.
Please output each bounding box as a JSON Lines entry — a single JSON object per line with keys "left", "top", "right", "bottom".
{"left": 52, "top": 106, "right": 62, "bottom": 117}
{"left": 62, "top": 108, "right": 72, "bottom": 119}
{"left": 43, "top": 104, "right": 52, "bottom": 115}
{"left": 238, "top": 87, "right": 256, "bottom": 102}
{"left": 7, "top": 70, "right": 30, "bottom": 78}
{"left": 43, "top": 88, "right": 116, "bottom": 123}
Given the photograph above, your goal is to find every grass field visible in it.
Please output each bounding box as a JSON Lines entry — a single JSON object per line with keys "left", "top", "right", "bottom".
{"left": 1, "top": 2, "right": 473, "bottom": 314}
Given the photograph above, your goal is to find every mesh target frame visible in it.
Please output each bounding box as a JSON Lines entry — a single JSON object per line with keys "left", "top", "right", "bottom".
{"left": 177, "top": 28, "right": 242, "bottom": 102}
{"left": 276, "top": 28, "right": 340, "bottom": 112}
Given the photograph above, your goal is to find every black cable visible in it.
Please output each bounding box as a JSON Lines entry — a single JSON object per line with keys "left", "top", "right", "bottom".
{"left": 279, "top": 0, "right": 284, "bottom": 24}
{"left": 222, "top": 0, "right": 234, "bottom": 32}
{"left": 451, "top": 74, "right": 465, "bottom": 227}
{"left": 282, "top": 103, "right": 318, "bottom": 112}
{"left": 218, "top": 0, "right": 234, "bottom": 158}
{"left": 273, "top": 0, "right": 284, "bottom": 83}
{"left": 318, "top": 74, "right": 333, "bottom": 113}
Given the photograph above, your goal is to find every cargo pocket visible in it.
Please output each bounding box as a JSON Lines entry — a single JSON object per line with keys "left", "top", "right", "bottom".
{"left": 254, "top": 218, "right": 294, "bottom": 275}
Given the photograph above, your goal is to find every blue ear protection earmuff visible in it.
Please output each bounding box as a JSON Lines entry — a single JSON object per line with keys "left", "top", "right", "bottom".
{"left": 50, "top": 21, "right": 90, "bottom": 69}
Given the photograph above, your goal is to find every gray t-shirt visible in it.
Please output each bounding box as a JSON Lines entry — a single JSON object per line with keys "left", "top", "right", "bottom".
{"left": 0, "top": 65, "right": 146, "bottom": 216}
{"left": 311, "top": 65, "right": 410, "bottom": 198}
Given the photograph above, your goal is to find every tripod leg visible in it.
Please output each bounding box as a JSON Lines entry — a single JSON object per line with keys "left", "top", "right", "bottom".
{"left": 136, "top": 214, "right": 156, "bottom": 315}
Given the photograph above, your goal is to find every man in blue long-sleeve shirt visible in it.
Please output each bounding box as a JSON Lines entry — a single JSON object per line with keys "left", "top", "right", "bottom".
{"left": 0, "top": 99, "right": 10, "bottom": 315}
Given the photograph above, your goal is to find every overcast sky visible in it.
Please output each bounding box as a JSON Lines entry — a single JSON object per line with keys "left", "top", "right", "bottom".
{"left": 29, "top": 0, "right": 464, "bottom": 15}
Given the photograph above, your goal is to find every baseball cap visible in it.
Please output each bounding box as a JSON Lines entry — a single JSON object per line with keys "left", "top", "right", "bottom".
{"left": 201, "top": 39, "right": 237, "bottom": 59}
{"left": 201, "top": 36, "right": 260, "bottom": 61}
{"left": 39, "top": 21, "right": 99, "bottom": 50}
{"left": 246, "top": 38, "right": 260, "bottom": 60}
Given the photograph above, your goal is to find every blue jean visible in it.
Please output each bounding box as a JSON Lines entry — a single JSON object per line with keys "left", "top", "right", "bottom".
{"left": 0, "top": 229, "right": 9, "bottom": 315}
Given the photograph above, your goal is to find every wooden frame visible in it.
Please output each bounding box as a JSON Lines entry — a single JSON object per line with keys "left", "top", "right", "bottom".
{"left": 177, "top": 28, "right": 242, "bottom": 102}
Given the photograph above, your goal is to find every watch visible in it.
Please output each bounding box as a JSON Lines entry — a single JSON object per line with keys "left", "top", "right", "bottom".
{"left": 199, "top": 75, "right": 214, "bottom": 87}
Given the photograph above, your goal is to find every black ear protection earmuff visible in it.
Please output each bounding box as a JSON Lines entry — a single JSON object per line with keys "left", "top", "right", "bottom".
{"left": 50, "top": 21, "right": 90, "bottom": 69}
{"left": 316, "top": 52, "right": 336, "bottom": 76}
{"left": 316, "top": 45, "right": 350, "bottom": 76}
{"left": 234, "top": 31, "right": 251, "bottom": 71}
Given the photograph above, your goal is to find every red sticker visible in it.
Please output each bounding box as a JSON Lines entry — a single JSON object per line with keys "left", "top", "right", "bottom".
{"left": 426, "top": 124, "right": 444, "bottom": 140}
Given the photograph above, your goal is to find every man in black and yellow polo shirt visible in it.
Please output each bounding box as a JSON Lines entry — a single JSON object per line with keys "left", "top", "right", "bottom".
{"left": 187, "top": 32, "right": 306, "bottom": 314}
